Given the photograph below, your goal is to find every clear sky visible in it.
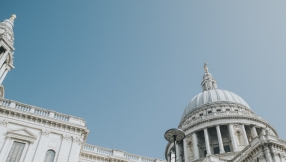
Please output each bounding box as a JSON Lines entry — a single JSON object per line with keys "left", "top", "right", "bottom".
{"left": 1, "top": 0, "right": 286, "bottom": 159}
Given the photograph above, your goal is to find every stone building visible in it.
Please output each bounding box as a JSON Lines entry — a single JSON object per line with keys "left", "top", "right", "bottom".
{"left": 165, "top": 65, "right": 286, "bottom": 162}
{"left": 1, "top": 14, "right": 286, "bottom": 162}
{"left": 0, "top": 15, "right": 165, "bottom": 162}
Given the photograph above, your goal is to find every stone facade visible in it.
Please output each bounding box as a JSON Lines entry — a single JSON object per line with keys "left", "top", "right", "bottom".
{"left": 165, "top": 64, "right": 286, "bottom": 162}
{"left": 0, "top": 15, "right": 165, "bottom": 162}
{"left": 1, "top": 14, "right": 286, "bottom": 162}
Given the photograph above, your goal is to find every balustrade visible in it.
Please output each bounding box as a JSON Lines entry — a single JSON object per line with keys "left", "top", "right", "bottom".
{"left": 54, "top": 113, "right": 69, "bottom": 121}
{"left": 0, "top": 98, "right": 86, "bottom": 125}
{"left": 141, "top": 158, "right": 155, "bottom": 162}
{"left": 97, "top": 147, "right": 113, "bottom": 155}
{"left": 15, "top": 104, "right": 31, "bottom": 112}
{"left": 84, "top": 144, "right": 95, "bottom": 151}
{"left": 1, "top": 100, "right": 10, "bottom": 106}
{"left": 124, "top": 153, "right": 139, "bottom": 161}
{"left": 34, "top": 108, "right": 50, "bottom": 116}
{"left": 83, "top": 143, "right": 158, "bottom": 162}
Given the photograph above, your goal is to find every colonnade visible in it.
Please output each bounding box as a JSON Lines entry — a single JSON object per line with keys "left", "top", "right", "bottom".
{"left": 183, "top": 124, "right": 258, "bottom": 161}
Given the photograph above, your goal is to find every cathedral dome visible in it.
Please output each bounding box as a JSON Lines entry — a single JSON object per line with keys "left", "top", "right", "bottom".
{"left": 181, "top": 63, "right": 251, "bottom": 120}
{"left": 181, "top": 89, "right": 251, "bottom": 119}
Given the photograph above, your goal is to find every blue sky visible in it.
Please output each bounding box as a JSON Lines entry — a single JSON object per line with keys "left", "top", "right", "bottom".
{"left": 1, "top": 0, "right": 286, "bottom": 159}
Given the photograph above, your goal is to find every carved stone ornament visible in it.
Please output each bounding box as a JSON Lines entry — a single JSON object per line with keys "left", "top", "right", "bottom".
{"left": 42, "top": 129, "right": 51, "bottom": 136}
{"left": 63, "top": 134, "right": 72, "bottom": 141}
{"left": 7, "top": 128, "right": 37, "bottom": 143}
{"left": 0, "top": 119, "right": 8, "bottom": 127}
{"left": 233, "top": 124, "right": 241, "bottom": 130}
{"left": 73, "top": 136, "right": 83, "bottom": 145}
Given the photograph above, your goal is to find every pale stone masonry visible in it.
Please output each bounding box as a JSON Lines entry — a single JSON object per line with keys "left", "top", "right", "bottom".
{"left": 2, "top": 13, "right": 286, "bottom": 162}
{"left": 0, "top": 15, "right": 165, "bottom": 162}
{"left": 165, "top": 64, "right": 286, "bottom": 162}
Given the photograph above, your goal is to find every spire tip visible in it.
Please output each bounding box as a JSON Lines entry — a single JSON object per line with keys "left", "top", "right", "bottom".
{"left": 9, "top": 14, "right": 16, "bottom": 22}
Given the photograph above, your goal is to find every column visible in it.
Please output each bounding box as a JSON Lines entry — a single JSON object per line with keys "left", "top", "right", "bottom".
{"left": 23, "top": 143, "right": 32, "bottom": 161}
{"left": 0, "top": 51, "right": 8, "bottom": 67}
{"left": 68, "top": 136, "right": 82, "bottom": 162}
{"left": 204, "top": 128, "right": 211, "bottom": 156}
{"left": 183, "top": 138, "right": 189, "bottom": 162}
{"left": 32, "top": 130, "right": 49, "bottom": 162}
{"left": 192, "top": 133, "right": 199, "bottom": 159}
{"left": 0, "top": 137, "right": 12, "bottom": 161}
{"left": 228, "top": 124, "right": 238, "bottom": 152}
{"left": 0, "top": 64, "right": 7, "bottom": 78}
{"left": 0, "top": 69, "right": 8, "bottom": 84}
{"left": 216, "top": 125, "right": 225, "bottom": 153}
{"left": 241, "top": 125, "right": 249, "bottom": 145}
{"left": 251, "top": 125, "right": 258, "bottom": 137}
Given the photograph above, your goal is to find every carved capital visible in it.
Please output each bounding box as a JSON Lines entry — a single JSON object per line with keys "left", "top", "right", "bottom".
{"left": 41, "top": 129, "right": 50, "bottom": 137}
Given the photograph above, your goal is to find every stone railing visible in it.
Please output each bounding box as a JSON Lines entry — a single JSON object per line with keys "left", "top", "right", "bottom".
{"left": 0, "top": 98, "right": 86, "bottom": 126}
{"left": 83, "top": 144, "right": 158, "bottom": 162}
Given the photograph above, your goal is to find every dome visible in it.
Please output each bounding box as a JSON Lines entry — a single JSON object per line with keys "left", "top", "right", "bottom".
{"left": 181, "top": 89, "right": 251, "bottom": 120}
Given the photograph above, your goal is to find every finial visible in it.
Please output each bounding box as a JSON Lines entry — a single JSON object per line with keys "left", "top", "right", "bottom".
{"left": 201, "top": 63, "right": 217, "bottom": 91}
{"left": 204, "top": 63, "right": 209, "bottom": 73}
{"left": 9, "top": 14, "right": 16, "bottom": 22}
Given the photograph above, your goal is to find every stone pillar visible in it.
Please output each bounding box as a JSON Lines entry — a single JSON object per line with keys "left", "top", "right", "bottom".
{"left": 23, "top": 143, "right": 32, "bottom": 161}
{"left": 251, "top": 125, "right": 258, "bottom": 137}
{"left": 32, "top": 130, "right": 50, "bottom": 162}
{"left": 183, "top": 138, "right": 189, "bottom": 162}
{"left": 228, "top": 124, "right": 238, "bottom": 152}
{"left": 192, "top": 133, "right": 199, "bottom": 159}
{"left": 0, "top": 51, "right": 8, "bottom": 67}
{"left": 204, "top": 128, "right": 211, "bottom": 156}
{"left": 216, "top": 125, "right": 225, "bottom": 153}
{"left": 68, "top": 136, "right": 82, "bottom": 162}
{"left": 241, "top": 125, "right": 249, "bottom": 145}
{"left": 0, "top": 69, "right": 8, "bottom": 84}
{"left": 0, "top": 137, "right": 12, "bottom": 161}
{"left": 265, "top": 145, "right": 273, "bottom": 162}
{"left": 0, "top": 64, "right": 7, "bottom": 78}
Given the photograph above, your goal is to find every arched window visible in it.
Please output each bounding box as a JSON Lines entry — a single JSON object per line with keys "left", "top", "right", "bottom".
{"left": 44, "top": 150, "right": 55, "bottom": 162}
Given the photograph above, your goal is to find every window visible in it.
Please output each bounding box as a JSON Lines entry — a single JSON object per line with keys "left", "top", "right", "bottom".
{"left": 235, "top": 109, "right": 238, "bottom": 112}
{"left": 226, "top": 109, "right": 230, "bottom": 111}
{"left": 224, "top": 145, "right": 230, "bottom": 152}
{"left": 216, "top": 109, "right": 221, "bottom": 112}
{"left": 44, "top": 150, "right": 56, "bottom": 162}
{"left": 213, "top": 147, "right": 219, "bottom": 154}
{"left": 199, "top": 113, "right": 203, "bottom": 116}
{"left": 208, "top": 111, "right": 212, "bottom": 114}
{"left": 6, "top": 142, "right": 26, "bottom": 162}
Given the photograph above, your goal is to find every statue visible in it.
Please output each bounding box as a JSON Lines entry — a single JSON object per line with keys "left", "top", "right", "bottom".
{"left": 204, "top": 63, "right": 209, "bottom": 73}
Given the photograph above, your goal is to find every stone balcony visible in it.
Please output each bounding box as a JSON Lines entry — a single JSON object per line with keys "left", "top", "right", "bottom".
{"left": 82, "top": 143, "right": 166, "bottom": 162}
{"left": 0, "top": 98, "right": 86, "bottom": 126}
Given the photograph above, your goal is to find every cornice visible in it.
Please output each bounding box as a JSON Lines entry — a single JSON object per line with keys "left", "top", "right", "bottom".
{"left": 0, "top": 106, "right": 89, "bottom": 136}
{"left": 182, "top": 115, "right": 278, "bottom": 137}
{"left": 80, "top": 152, "right": 128, "bottom": 162}
{"left": 180, "top": 102, "right": 254, "bottom": 126}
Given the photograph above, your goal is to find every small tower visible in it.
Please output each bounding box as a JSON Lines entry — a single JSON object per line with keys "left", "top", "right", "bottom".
{"left": 0, "top": 14, "right": 16, "bottom": 98}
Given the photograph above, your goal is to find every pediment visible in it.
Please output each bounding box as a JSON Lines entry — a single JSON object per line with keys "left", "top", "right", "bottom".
{"left": 7, "top": 128, "right": 37, "bottom": 142}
